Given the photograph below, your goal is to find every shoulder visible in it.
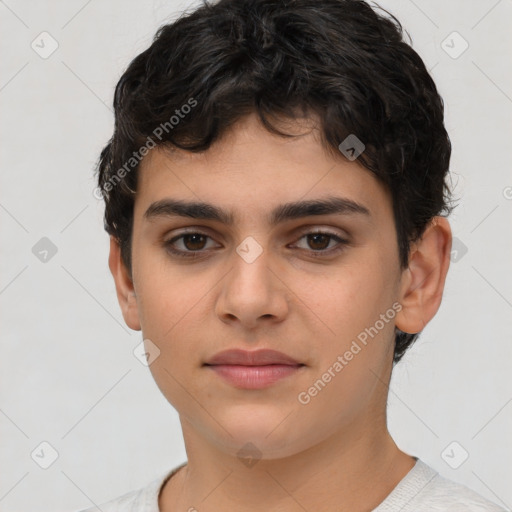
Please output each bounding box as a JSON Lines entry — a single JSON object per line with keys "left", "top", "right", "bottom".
{"left": 76, "top": 486, "right": 147, "bottom": 512}
{"left": 375, "top": 458, "right": 507, "bottom": 512}
{"left": 75, "top": 484, "right": 157, "bottom": 512}
{"left": 74, "top": 463, "right": 185, "bottom": 512}
{"left": 415, "top": 469, "right": 506, "bottom": 512}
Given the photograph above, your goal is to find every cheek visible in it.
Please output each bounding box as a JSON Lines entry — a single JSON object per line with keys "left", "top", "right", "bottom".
{"left": 133, "top": 262, "right": 209, "bottom": 408}
{"left": 292, "top": 260, "right": 398, "bottom": 413}
{"left": 290, "top": 265, "right": 397, "bottom": 425}
{"left": 133, "top": 254, "right": 221, "bottom": 379}
{"left": 133, "top": 244, "right": 197, "bottom": 333}
{"left": 296, "top": 258, "right": 398, "bottom": 344}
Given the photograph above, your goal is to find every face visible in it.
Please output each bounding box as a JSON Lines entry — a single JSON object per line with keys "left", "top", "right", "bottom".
{"left": 114, "top": 113, "right": 411, "bottom": 460}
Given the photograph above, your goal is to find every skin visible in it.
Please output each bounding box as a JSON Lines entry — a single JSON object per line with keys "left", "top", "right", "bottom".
{"left": 109, "top": 112, "right": 452, "bottom": 511}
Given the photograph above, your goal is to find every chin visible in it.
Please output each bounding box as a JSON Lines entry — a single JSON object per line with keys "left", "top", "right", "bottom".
{"left": 207, "top": 408, "right": 308, "bottom": 460}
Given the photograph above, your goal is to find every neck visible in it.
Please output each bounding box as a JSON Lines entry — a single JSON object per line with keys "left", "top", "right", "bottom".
{"left": 159, "top": 417, "right": 416, "bottom": 512}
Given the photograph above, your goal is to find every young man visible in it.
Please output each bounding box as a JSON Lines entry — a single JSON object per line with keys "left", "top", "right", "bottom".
{"left": 83, "top": 0, "right": 505, "bottom": 510}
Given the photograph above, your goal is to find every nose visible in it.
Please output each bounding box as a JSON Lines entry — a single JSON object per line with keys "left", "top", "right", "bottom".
{"left": 214, "top": 240, "right": 289, "bottom": 330}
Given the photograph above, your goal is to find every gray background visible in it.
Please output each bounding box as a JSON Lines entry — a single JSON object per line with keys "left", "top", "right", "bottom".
{"left": 1, "top": 0, "right": 511, "bottom": 510}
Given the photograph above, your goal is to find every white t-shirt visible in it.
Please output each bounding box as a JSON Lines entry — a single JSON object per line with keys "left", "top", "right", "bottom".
{"left": 77, "top": 457, "right": 506, "bottom": 511}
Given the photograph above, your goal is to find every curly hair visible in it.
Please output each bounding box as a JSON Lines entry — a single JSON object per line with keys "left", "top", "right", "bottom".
{"left": 96, "top": 0, "right": 452, "bottom": 363}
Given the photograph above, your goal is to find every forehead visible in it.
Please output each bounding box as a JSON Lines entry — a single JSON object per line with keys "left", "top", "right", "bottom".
{"left": 134, "top": 113, "right": 392, "bottom": 224}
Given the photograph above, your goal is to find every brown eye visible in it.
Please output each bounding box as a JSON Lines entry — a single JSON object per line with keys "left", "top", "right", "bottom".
{"left": 305, "top": 233, "right": 332, "bottom": 251}
{"left": 164, "top": 231, "right": 218, "bottom": 259}
{"left": 292, "top": 230, "right": 349, "bottom": 257}
{"left": 181, "top": 233, "right": 208, "bottom": 251}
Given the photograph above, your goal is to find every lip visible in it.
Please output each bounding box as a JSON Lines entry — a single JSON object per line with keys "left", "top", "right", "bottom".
{"left": 204, "top": 349, "right": 305, "bottom": 389}
{"left": 204, "top": 349, "right": 301, "bottom": 366}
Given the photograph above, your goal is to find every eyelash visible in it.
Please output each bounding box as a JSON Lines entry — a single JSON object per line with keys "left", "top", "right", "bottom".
{"left": 163, "top": 229, "right": 349, "bottom": 259}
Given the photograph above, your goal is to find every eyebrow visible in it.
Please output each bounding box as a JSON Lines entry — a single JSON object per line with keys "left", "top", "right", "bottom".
{"left": 144, "top": 196, "right": 370, "bottom": 226}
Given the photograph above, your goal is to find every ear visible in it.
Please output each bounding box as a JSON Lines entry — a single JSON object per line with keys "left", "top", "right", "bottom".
{"left": 395, "top": 217, "right": 452, "bottom": 334}
{"left": 108, "top": 236, "right": 141, "bottom": 331}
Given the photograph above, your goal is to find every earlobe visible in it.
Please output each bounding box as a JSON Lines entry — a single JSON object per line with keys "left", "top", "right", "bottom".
{"left": 395, "top": 217, "right": 452, "bottom": 335}
{"left": 108, "top": 236, "right": 141, "bottom": 331}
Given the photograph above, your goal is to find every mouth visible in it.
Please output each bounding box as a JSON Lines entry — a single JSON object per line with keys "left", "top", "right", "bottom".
{"left": 204, "top": 363, "right": 305, "bottom": 389}
{"left": 203, "top": 349, "right": 305, "bottom": 389}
